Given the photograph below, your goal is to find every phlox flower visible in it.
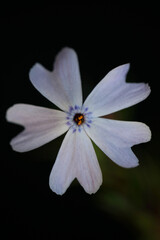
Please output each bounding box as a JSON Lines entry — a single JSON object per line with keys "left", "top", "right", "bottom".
{"left": 6, "top": 47, "right": 151, "bottom": 195}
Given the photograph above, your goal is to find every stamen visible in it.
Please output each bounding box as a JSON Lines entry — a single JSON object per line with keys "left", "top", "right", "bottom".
{"left": 73, "top": 113, "right": 85, "bottom": 126}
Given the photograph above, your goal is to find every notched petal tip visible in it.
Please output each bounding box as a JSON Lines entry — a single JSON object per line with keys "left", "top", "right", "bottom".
{"left": 123, "top": 160, "right": 139, "bottom": 169}
{"left": 6, "top": 104, "right": 20, "bottom": 123}
{"left": 122, "top": 64, "right": 151, "bottom": 100}
{"left": 143, "top": 123, "right": 152, "bottom": 142}
{"left": 29, "top": 62, "right": 46, "bottom": 82}
{"left": 6, "top": 105, "right": 13, "bottom": 122}
{"left": 9, "top": 137, "right": 25, "bottom": 153}
{"left": 113, "top": 62, "right": 130, "bottom": 77}
{"left": 122, "top": 62, "right": 130, "bottom": 71}
{"left": 49, "top": 179, "right": 65, "bottom": 196}
{"left": 29, "top": 62, "right": 43, "bottom": 70}
{"left": 83, "top": 180, "right": 102, "bottom": 195}
{"left": 145, "top": 83, "right": 151, "bottom": 97}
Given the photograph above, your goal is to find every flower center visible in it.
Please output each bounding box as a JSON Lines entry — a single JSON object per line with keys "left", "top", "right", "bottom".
{"left": 66, "top": 106, "right": 93, "bottom": 133}
{"left": 73, "top": 113, "right": 84, "bottom": 126}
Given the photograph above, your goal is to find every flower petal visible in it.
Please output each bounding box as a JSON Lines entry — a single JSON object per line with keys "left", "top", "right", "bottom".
{"left": 84, "top": 118, "right": 151, "bottom": 168}
{"left": 85, "top": 118, "right": 151, "bottom": 148}
{"left": 49, "top": 130, "right": 76, "bottom": 195}
{"left": 102, "top": 144, "right": 139, "bottom": 168}
{"left": 49, "top": 129, "right": 102, "bottom": 195}
{"left": 6, "top": 104, "right": 68, "bottom": 152}
{"left": 84, "top": 64, "right": 151, "bottom": 117}
{"left": 76, "top": 130, "right": 102, "bottom": 194}
{"left": 29, "top": 47, "right": 82, "bottom": 111}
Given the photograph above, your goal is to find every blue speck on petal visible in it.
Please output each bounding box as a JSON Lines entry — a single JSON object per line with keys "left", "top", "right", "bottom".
{"left": 88, "top": 120, "right": 92, "bottom": 123}
{"left": 69, "top": 106, "right": 74, "bottom": 112}
{"left": 75, "top": 105, "right": 79, "bottom": 110}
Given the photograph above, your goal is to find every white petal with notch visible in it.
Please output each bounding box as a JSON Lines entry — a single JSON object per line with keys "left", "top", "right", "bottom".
{"left": 29, "top": 47, "right": 82, "bottom": 111}
{"left": 6, "top": 104, "right": 68, "bottom": 152}
{"left": 84, "top": 117, "right": 151, "bottom": 168}
{"left": 85, "top": 118, "right": 151, "bottom": 148}
{"left": 49, "top": 129, "right": 102, "bottom": 195}
{"left": 84, "top": 64, "right": 151, "bottom": 117}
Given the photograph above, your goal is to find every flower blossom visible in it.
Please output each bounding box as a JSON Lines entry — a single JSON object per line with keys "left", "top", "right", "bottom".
{"left": 6, "top": 47, "right": 151, "bottom": 195}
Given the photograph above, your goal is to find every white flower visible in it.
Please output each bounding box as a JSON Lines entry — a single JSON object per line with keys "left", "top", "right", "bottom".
{"left": 6, "top": 47, "right": 151, "bottom": 195}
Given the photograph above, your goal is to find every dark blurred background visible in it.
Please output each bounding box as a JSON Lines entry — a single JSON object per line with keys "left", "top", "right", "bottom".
{"left": 2, "top": 2, "right": 160, "bottom": 240}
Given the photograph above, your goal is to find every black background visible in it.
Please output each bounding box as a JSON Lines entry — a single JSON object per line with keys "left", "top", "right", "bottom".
{"left": 2, "top": 2, "right": 160, "bottom": 240}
